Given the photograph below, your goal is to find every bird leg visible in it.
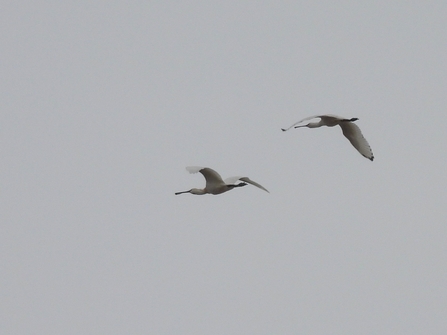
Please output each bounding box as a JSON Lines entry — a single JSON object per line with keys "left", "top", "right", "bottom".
{"left": 227, "top": 182, "right": 247, "bottom": 190}
{"left": 341, "top": 117, "right": 359, "bottom": 122}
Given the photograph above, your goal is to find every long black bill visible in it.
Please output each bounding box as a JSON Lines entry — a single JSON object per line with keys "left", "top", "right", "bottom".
{"left": 175, "top": 190, "right": 189, "bottom": 195}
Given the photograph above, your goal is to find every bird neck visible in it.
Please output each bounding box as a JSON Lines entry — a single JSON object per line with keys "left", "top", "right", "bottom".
{"left": 307, "top": 121, "right": 323, "bottom": 128}
{"left": 190, "top": 188, "right": 207, "bottom": 195}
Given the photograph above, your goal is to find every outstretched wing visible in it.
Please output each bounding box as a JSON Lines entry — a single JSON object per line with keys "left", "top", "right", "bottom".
{"left": 240, "top": 177, "right": 269, "bottom": 193}
{"left": 225, "top": 176, "right": 269, "bottom": 193}
{"left": 186, "top": 166, "right": 226, "bottom": 188}
{"left": 224, "top": 176, "right": 240, "bottom": 185}
{"left": 339, "top": 122, "right": 374, "bottom": 161}
{"left": 186, "top": 166, "right": 205, "bottom": 174}
{"left": 281, "top": 114, "right": 345, "bottom": 131}
{"left": 281, "top": 115, "right": 319, "bottom": 131}
{"left": 281, "top": 115, "right": 327, "bottom": 131}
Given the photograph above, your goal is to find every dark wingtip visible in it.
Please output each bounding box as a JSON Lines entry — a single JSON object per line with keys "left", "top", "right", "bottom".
{"left": 281, "top": 128, "right": 286, "bottom": 132}
{"left": 362, "top": 154, "right": 374, "bottom": 161}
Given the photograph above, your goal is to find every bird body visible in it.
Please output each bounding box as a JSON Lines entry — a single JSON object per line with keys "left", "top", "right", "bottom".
{"left": 175, "top": 166, "right": 269, "bottom": 195}
{"left": 282, "top": 114, "right": 374, "bottom": 161}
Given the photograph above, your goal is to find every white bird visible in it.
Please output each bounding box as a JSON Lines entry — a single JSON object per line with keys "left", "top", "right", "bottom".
{"left": 175, "top": 166, "right": 269, "bottom": 195}
{"left": 282, "top": 114, "right": 374, "bottom": 161}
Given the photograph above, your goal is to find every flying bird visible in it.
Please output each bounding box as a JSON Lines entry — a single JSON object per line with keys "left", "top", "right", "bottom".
{"left": 175, "top": 166, "right": 269, "bottom": 195}
{"left": 282, "top": 114, "right": 374, "bottom": 161}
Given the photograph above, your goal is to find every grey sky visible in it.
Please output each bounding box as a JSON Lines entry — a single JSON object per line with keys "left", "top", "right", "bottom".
{"left": 1, "top": 1, "right": 446, "bottom": 334}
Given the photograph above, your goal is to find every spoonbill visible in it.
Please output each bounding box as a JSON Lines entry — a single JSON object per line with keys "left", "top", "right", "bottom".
{"left": 282, "top": 114, "right": 374, "bottom": 161}
{"left": 175, "top": 166, "right": 269, "bottom": 195}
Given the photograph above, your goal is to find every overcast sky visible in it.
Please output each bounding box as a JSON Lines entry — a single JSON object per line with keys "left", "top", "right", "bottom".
{"left": 2, "top": 1, "right": 447, "bottom": 334}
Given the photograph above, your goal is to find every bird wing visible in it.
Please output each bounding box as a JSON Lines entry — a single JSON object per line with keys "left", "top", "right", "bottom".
{"left": 281, "top": 114, "right": 342, "bottom": 131}
{"left": 239, "top": 177, "right": 269, "bottom": 193}
{"left": 339, "top": 122, "right": 374, "bottom": 161}
{"left": 225, "top": 176, "right": 269, "bottom": 193}
{"left": 319, "top": 114, "right": 344, "bottom": 122}
{"left": 186, "top": 166, "right": 226, "bottom": 188}
{"left": 186, "top": 166, "right": 205, "bottom": 174}
{"left": 281, "top": 115, "right": 319, "bottom": 131}
{"left": 223, "top": 176, "right": 242, "bottom": 185}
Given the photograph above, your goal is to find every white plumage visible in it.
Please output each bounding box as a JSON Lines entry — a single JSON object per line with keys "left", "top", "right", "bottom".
{"left": 175, "top": 166, "right": 269, "bottom": 195}
{"left": 282, "top": 114, "right": 374, "bottom": 161}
